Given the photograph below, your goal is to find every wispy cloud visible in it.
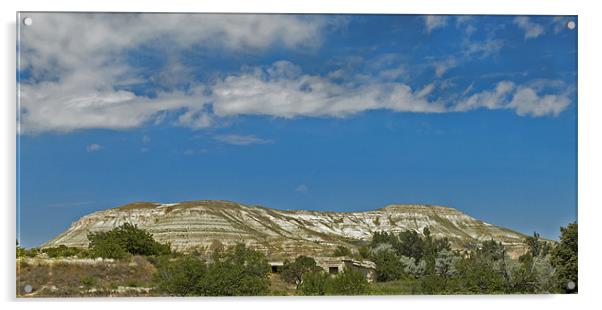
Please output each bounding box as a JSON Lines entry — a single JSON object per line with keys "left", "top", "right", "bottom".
{"left": 513, "top": 17, "right": 545, "bottom": 40}
{"left": 86, "top": 143, "right": 102, "bottom": 152}
{"left": 295, "top": 184, "right": 308, "bottom": 193}
{"left": 454, "top": 80, "right": 571, "bottom": 117}
{"left": 214, "top": 134, "right": 273, "bottom": 146}
{"left": 424, "top": 16, "right": 448, "bottom": 33}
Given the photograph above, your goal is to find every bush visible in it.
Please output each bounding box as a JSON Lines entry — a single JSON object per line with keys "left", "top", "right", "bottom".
{"left": 299, "top": 271, "right": 329, "bottom": 296}
{"left": 551, "top": 222, "right": 577, "bottom": 293}
{"left": 80, "top": 275, "right": 97, "bottom": 289}
{"left": 333, "top": 245, "right": 352, "bottom": 257}
{"left": 17, "top": 246, "right": 40, "bottom": 258}
{"left": 153, "top": 244, "right": 270, "bottom": 296}
{"left": 358, "top": 246, "right": 370, "bottom": 259}
{"left": 325, "top": 268, "right": 369, "bottom": 295}
{"left": 372, "top": 249, "right": 404, "bottom": 281}
{"left": 453, "top": 255, "right": 507, "bottom": 294}
{"left": 281, "top": 255, "right": 322, "bottom": 288}
{"left": 153, "top": 255, "right": 207, "bottom": 296}
{"left": 87, "top": 223, "right": 171, "bottom": 259}
{"left": 42, "top": 245, "right": 87, "bottom": 258}
{"left": 198, "top": 244, "right": 271, "bottom": 296}
{"left": 88, "top": 234, "right": 129, "bottom": 259}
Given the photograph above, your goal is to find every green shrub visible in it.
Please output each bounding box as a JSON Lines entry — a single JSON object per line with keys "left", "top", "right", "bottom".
{"left": 42, "top": 245, "right": 85, "bottom": 258}
{"left": 281, "top": 255, "right": 322, "bottom": 288}
{"left": 333, "top": 245, "right": 352, "bottom": 257}
{"left": 153, "top": 244, "right": 270, "bottom": 296}
{"left": 88, "top": 234, "right": 129, "bottom": 259}
{"left": 299, "top": 271, "right": 329, "bottom": 295}
{"left": 372, "top": 249, "right": 404, "bottom": 281}
{"left": 153, "top": 255, "right": 207, "bottom": 296}
{"left": 325, "top": 268, "right": 369, "bottom": 295}
{"left": 551, "top": 222, "right": 577, "bottom": 293}
{"left": 81, "top": 275, "right": 97, "bottom": 288}
{"left": 87, "top": 223, "right": 171, "bottom": 259}
{"left": 199, "top": 244, "right": 271, "bottom": 296}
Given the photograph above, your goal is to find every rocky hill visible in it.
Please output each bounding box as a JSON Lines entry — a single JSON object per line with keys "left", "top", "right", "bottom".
{"left": 43, "top": 200, "right": 529, "bottom": 258}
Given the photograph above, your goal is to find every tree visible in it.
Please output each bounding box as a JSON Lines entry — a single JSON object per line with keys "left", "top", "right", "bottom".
{"left": 422, "top": 227, "right": 437, "bottom": 275}
{"left": 371, "top": 248, "right": 404, "bottom": 281}
{"left": 87, "top": 223, "right": 171, "bottom": 259}
{"left": 333, "top": 245, "right": 352, "bottom": 257}
{"left": 397, "top": 230, "right": 424, "bottom": 261}
{"left": 370, "top": 231, "right": 398, "bottom": 248}
{"left": 510, "top": 253, "right": 539, "bottom": 293}
{"left": 453, "top": 254, "right": 507, "bottom": 294}
{"left": 281, "top": 256, "right": 322, "bottom": 289}
{"left": 198, "top": 244, "right": 271, "bottom": 296}
{"left": 550, "top": 222, "right": 577, "bottom": 293}
{"left": 479, "top": 239, "right": 506, "bottom": 261}
{"left": 153, "top": 255, "right": 207, "bottom": 296}
{"left": 525, "top": 232, "right": 551, "bottom": 257}
{"left": 434, "top": 249, "right": 460, "bottom": 277}
{"left": 88, "top": 232, "right": 129, "bottom": 259}
{"left": 400, "top": 256, "right": 426, "bottom": 278}
{"left": 325, "top": 268, "right": 369, "bottom": 295}
{"left": 358, "top": 246, "right": 370, "bottom": 259}
{"left": 154, "top": 245, "right": 271, "bottom": 296}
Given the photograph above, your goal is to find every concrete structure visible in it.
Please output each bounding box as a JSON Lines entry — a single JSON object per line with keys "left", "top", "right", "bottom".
{"left": 269, "top": 256, "right": 377, "bottom": 283}
{"left": 268, "top": 261, "right": 284, "bottom": 273}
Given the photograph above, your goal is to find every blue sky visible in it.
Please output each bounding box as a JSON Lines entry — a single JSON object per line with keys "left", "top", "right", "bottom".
{"left": 17, "top": 14, "right": 577, "bottom": 247}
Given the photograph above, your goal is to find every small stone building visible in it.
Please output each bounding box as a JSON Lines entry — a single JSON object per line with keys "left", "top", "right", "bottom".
{"left": 268, "top": 260, "right": 284, "bottom": 273}
{"left": 270, "top": 256, "right": 376, "bottom": 283}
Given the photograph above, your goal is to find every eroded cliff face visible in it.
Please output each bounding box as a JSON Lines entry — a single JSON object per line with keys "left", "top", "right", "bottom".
{"left": 43, "top": 200, "right": 528, "bottom": 258}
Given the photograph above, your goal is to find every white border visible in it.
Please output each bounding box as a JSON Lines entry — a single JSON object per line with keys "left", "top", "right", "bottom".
{"left": 2, "top": 1, "right": 600, "bottom": 309}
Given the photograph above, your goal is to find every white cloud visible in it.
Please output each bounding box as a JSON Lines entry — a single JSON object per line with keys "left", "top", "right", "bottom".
{"left": 433, "top": 57, "right": 457, "bottom": 78}
{"left": 463, "top": 38, "right": 504, "bottom": 58}
{"left": 424, "top": 16, "right": 448, "bottom": 33}
{"left": 295, "top": 184, "right": 308, "bottom": 193}
{"left": 86, "top": 143, "right": 102, "bottom": 152}
{"left": 213, "top": 134, "right": 273, "bottom": 146}
{"left": 455, "top": 80, "right": 571, "bottom": 117}
{"left": 210, "top": 61, "right": 446, "bottom": 118}
{"left": 513, "top": 17, "right": 545, "bottom": 39}
{"left": 17, "top": 13, "right": 572, "bottom": 134}
{"left": 18, "top": 13, "right": 328, "bottom": 134}
{"left": 508, "top": 87, "right": 571, "bottom": 117}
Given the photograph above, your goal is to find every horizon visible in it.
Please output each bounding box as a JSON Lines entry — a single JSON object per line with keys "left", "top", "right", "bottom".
{"left": 17, "top": 13, "right": 577, "bottom": 248}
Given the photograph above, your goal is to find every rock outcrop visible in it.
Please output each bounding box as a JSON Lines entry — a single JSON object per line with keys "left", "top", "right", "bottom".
{"left": 43, "top": 200, "right": 529, "bottom": 258}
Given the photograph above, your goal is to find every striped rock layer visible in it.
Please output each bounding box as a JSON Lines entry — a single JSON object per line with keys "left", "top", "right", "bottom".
{"left": 43, "top": 200, "right": 529, "bottom": 258}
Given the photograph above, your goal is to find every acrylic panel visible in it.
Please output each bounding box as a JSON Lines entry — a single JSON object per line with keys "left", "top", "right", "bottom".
{"left": 16, "top": 12, "right": 578, "bottom": 297}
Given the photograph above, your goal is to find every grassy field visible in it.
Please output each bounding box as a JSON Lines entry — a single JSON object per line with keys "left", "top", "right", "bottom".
{"left": 369, "top": 278, "right": 424, "bottom": 295}
{"left": 17, "top": 256, "right": 426, "bottom": 297}
{"left": 17, "top": 256, "right": 157, "bottom": 297}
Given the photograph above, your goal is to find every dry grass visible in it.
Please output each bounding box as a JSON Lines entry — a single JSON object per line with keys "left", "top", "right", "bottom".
{"left": 268, "top": 273, "right": 297, "bottom": 296}
{"left": 16, "top": 256, "right": 157, "bottom": 297}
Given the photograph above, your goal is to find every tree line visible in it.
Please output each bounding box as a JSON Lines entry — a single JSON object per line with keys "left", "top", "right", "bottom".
{"left": 358, "top": 223, "right": 577, "bottom": 294}
{"left": 17, "top": 222, "right": 577, "bottom": 295}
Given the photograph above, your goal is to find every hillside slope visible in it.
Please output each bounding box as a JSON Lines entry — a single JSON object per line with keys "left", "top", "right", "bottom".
{"left": 43, "top": 200, "right": 528, "bottom": 257}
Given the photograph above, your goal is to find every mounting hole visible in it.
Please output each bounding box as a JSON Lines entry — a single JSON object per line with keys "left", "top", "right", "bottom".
{"left": 23, "top": 284, "right": 33, "bottom": 293}
{"left": 567, "top": 21, "right": 576, "bottom": 30}
{"left": 566, "top": 281, "right": 576, "bottom": 290}
{"left": 23, "top": 17, "right": 33, "bottom": 26}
